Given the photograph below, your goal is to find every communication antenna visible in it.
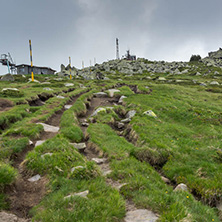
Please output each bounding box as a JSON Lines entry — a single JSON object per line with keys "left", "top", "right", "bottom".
{"left": 116, "top": 38, "right": 120, "bottom": 60}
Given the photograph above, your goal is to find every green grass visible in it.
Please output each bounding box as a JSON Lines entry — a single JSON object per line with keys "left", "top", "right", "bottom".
{"left": 0, "top": 162, "right": 17, "bottom": 186}
{"left": 87, "top": 122, "right": 220, "bottom": 221}
{"left": 30, "top": 176, "right": 125, "bottom": 222}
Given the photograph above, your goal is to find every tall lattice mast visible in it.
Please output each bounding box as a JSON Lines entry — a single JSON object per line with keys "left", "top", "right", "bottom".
{"left": 116, "top": 38, "right": 120, "bottom": 60}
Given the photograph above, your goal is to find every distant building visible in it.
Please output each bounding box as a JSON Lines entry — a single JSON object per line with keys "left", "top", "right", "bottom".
{"left": 16, "top": 64, "right": 56, "bottom": 75}
{"left": 122, "top": 50, "right": 136, "bottom": 61}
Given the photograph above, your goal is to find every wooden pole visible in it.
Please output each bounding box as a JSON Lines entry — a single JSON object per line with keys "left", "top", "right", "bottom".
{"left": 29, "top": 40, "right": 34, "bottom": 81}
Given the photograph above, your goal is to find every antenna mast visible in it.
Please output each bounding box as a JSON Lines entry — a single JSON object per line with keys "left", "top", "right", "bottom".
{"left": 116, "top": 38, "right": 120, "bottom": 60}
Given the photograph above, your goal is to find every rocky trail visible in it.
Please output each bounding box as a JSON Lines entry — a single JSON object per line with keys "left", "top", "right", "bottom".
{"left": 3, "top": 93, "right": 83, "bottom": 221}
{"left": 76, "top": 91, "right": 159, "bottom": 222}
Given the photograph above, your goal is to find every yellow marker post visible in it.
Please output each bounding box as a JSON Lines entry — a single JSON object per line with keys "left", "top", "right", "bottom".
{"left": 69, "top": 57, "right": 72, "bottom": 80}
{"left": 29, "top": 40, "right": 34, "bottom": 81}
{"left": 82, "top": 61, "right": 84, "bottom": 71}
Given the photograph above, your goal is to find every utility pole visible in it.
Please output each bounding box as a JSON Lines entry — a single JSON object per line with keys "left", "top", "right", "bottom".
{"left": 69, "top": 57, "right": 72, "bottom": 80}
{"left": 116, "top": 38, "right": 120, "bottom": 60}
{"left": 82, "top": 61, "right": 84, "bottom": 70}
{"left": 29, "top": 40, "right": 34, "bottom": 81}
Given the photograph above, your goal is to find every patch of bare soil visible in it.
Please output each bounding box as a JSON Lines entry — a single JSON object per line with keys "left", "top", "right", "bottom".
{"left": 6, "top": 172, "right": 48, "bottom": 218}
{"left": 0, "top": 98, "right": 14, "bottom": 112}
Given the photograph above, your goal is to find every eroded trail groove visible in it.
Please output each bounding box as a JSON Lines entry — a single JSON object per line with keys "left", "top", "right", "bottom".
{"left": 77, "top": 92, "right": 159, "bottom": 221}
{"left": 4, "top": 93, "right": 83, "bottom": 220}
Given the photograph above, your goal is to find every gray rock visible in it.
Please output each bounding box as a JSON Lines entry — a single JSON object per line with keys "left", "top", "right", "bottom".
{"left": 28, "top": 174, "right": 41, "bottom": 182}
{"left": 108, "top": 89, "right": 120, "bottom": 97}
{"left": 161, "top": 176, "right": 170, "bottom": 184}
{"left": 91, "top": 107, "right": 106, "bottom": 117}
{"left": 0, "top": 73, "right": 14, "bottom": 81}
{"left": 200, "top": 83, "right": 207, "bottom": 87}
{"left": 174, "top": 183, "right": 188, "bottom": 191}
{"left": 71, "top": 143, "right": 86, "bottom": 151}
{"left": 41, "top": 153, "right": 53, "bottom": 158}
{"left": 92, "top": 158, "right": 107, "bottom": 164}
{"left": 29, "top": 140, "right": 33, "bottom": 145}
{"left": 121, "top": 118, "right": 131, "bottom": 123}
{"left": 2, "top": 87, "right": 19, "bottom": 92}
{"left": 28, "top": 78, "right": 40, "bottom": 83}
{"left": 210, "top": 81, "right": 220, "bottom": 85}
{"left": 57, "top": 95, "right": 65, "bottom": 99}
{"left": 117, "top": 122, "right": 125, "bottom": 129}
{"left": 64, "top": 105, "right": 72, "bottom": 110}
{"left": 64, "top": 83, "right": 74, "bottom": 87}
{"left": 41, "top": 82, "right": 51, "bottom": 84}
{"left": 43, "top": 87, "right": 53, "bottom": 91}
{"left": 118, "top": 95, "right": 127, "bottom": 104}
{"left": 126, "top": 110, "right": 136, "bottom": 119}
{"left": 125, "top": 209, "right": 158, "bottom": 222}
{"left": 143, "top": 110, "right": 157, "bottom": 118}
{"left": 35, "top": 140, "right": 45, "bottom": 147}
{"left": 37, "top": 123, "right": 59, "bottom": 133}
{"left": 64, "top": 190, "right": 89, "bottom": 199}
{"left": 158, "top": 77, "right": 166, "bottom": 81}
{"left": 93, "top": 92, "right": 108, "bottom": 98}
{"left": 71, "top": 166, "right": 84, "bottom": 173}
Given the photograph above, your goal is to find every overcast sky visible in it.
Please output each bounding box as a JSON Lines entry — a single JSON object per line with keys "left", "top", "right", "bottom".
{"left": 0, "top": 0, "right": 222, "bottom": 74}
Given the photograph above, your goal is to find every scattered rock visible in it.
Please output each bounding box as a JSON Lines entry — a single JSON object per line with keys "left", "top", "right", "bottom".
{"left": 125, "top": 209, "right": 158, "bottom": 222}
{"left": 93, "top": 92, "right": 108, "bottom": 98}
{"left": 143, "top": 110, "right": 157, "bottom": 118}
{"left": 43, "top": 87, "right": 53, "bottom": 91}
{"left": 92, "top": 158, "right": 107, "bottom": 164}
{"left": 71, "top": 143, "right": 86, "bottom": 151}
{"left": 108, "top": 89, "right": 120, "bottom": 97}
{"left": 71, "top": 166, "right": 84, "bottom": 173}
{"left": 121, "top": 118, "right": 131, "bottom": 123}
{"left": 117, "top": 122, "right": 125, "bottom": 129}
{"left": 126, "top": 110, "right": 136, "bottom": 119}
{"left": 2, "top": 87, "right": 19, "bottom": 92}
{"left": 118, "top": 95, "right": 127, "bottom": 104}
{"left": 161, "top": 176, "right": 171, "bottom": 184}
{"left": 64, "top": 83, "right": 74, "bottom": 87}
{"left": 35, "top": 140, "right": 45, "bottom": 147}
{"left": 64, "top": 105, "right": 72, "bottom": 110}
{"left": 28, "top": 174, "right": 41, "bottom": 182}
{"left": 158, "top": 77, "right": 166, "bottom": 81}
{"left": 64, "top": 190, "right": 89, "bottom": 199}
{"left": 210, "top": 81, "right": 220, "bottom": 85}
{"left": 57, "top": 95, "right": 65, "bottom": 99}
{"left": 200, "top": 83, "right": 207, "bottom": 86}
{"left": 29, "top": 140, "right": 33, "bottom": 145}
{"left": 37, "top": 123, "right": 59, "bottom": 133}
{"left": 174, "top": 183, "right": 188, "bottom": 191}
{"left": 41, "top": 153, "right": 53, "bottom": 158}
{"left": 91, "top": 107, "right": 106, "bottom": 117}
{"left": 82, "top": 122, "right": 89, "bottom": 127}
{"left": 0, "top": 73, "right": 14, "bottom": 81}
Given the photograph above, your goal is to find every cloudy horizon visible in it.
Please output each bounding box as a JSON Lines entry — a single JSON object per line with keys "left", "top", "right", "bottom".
{"left": 0, "top": 0, "right": 222, "bottom": 74}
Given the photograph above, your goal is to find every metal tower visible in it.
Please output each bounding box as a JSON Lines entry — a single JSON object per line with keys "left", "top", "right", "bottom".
{"left": 116, "top": 38, "right": 120, "bottom": 60}
{"left": 0, "top": 53, "right": 17, "bottom": 74}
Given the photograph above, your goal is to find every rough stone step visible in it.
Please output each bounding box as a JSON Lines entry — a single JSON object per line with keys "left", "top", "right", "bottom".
{"left": 92, "top": 158, "right": 107, "bottom": 164}
{"left": 70, "top": 143, "right": 86, "bottom": 151}
{"left": 124, "top": 209, "right": 158, "bottom": 222}
{"left": 35, "top": 140, "right": 45, "bottom": 147}
{"left": 37, "top": 123, "right": 59, "bottom": 133}
{"left": 108, "top": 89, "right": 120, "bottom": 97}
{"left": 28, "top": 174, "right": 41, "bottom": 182}
{"left": 93, "top": 92, "right": 108, "bottom": 98}
{"left": 64, "top": 105, "right": 72, "bottom": 110}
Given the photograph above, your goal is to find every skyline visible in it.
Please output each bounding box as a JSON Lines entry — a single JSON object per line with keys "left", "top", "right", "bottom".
{"left": 0, "top": 0, "right": 222, "bottom": 74}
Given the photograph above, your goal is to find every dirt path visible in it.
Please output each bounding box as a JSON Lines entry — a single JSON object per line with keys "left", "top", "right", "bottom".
{"left": 4, "top": 93, "right": 83, "bottom": 220}
{"left": 76, "top": 93, "right": 158, "bottom": 221}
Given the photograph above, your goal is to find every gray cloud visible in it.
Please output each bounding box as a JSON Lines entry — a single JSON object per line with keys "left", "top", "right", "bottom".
{"left": 0, "top": 0, "right": 222, "bottom": 74}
